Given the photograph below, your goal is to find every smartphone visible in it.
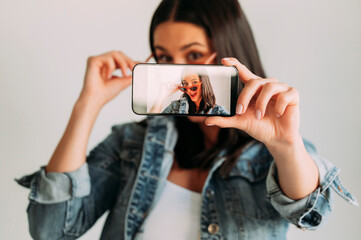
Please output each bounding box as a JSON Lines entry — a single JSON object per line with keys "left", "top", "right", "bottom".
{"left": 132, "top": 63, "right": 240, "bottom": 116}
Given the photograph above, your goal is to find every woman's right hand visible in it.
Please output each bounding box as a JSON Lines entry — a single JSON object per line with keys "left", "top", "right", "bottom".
{"left": 46, "top": 51, "right": 138, "bottom": 173}
{"left": 79, "top": 51, "right": 137, "bottom": 107}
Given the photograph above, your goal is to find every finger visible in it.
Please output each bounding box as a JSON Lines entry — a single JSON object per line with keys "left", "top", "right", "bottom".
{"left": 122, "top": 53, "right": 137, "bottom": 71}
{"left": 101, "top": 56, "right": 116, "bottom": 79}
{"left": 221, "top": 57, "right": 259, "bottom": 83}
{"left": 112, "top": 52, "right": 131, "bottom": 78}
{"left": 204, "top": 116, "right": 241, "bottom": 128}
{"left": 254, "top": 82, "right": 289, "bottom": 119}
{"left": 100, "top": 63, "right": 109, "bottom": 80}
{"left": 203, "top": 52, "right": 217, "bottom": 64}
{"left": 236, "top": 78, "right": 278, "bottom": 114}
{"left": 274, "top": 87, "right": 299, "bottom": 117}
{"left": 118, "top": 51, "right": 138, "bottom": 74}
{"left": 108, "top": 75, "right": 133, "bottom": 90}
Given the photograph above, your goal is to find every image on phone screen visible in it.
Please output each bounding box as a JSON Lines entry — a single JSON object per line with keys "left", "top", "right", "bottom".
{"left": 132, "top": 63, "right": 239, "bottom": 116}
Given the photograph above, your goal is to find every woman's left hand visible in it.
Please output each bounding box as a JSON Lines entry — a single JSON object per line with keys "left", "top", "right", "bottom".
{"left": 205, "top": 57, "right": 300, "bottom": 147}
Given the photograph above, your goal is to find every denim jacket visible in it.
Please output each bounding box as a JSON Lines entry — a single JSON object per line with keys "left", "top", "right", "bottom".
{"left": 162, "top": 96, "right": 230, "bottom": 115}
{"left": 16, "top": 116, "right": 358, "bottom": 240}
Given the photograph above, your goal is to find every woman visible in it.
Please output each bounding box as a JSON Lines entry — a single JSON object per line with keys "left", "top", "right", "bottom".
{"left": 150, "top": 67, "right": 229, "bottom": 115}
{"left": 16, "top": 0, "right": 357, "bottom": 239}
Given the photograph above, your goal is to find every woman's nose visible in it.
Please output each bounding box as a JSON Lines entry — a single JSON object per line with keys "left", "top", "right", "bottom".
{"left": 187, "top": 84, "right": 196, "bottom": 92}
{"left": 171, "top": 57, "right": 187, "bottom": 64}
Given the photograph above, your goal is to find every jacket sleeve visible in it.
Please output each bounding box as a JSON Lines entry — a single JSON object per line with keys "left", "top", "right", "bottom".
{"left": 15, "top": 125, "right": 126, "bottom": 240}
{"left": 266, "top": 139, "right": 358, "bottom": 230}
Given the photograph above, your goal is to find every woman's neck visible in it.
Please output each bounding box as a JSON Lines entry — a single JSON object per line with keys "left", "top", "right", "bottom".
{"left": 199, "top": 124, "right": 220, "bottom": 149}
{"left": 194, "top": 98, "right": 202, "bottom": 111}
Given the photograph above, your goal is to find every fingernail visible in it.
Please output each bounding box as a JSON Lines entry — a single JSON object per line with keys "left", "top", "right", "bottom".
{"left": 222, "top": 57, "right": 231, "bottom": 61}
{"left": 205, "top": 123, "right": 214, "bottom": 126}
{"left": 236, "top": 104, "right": 243, "bottom": 114}
{"left": 275, "top": 113, "right": 281, "bottom": 118}
{"left": 255, "top": 109, "right": 262, "bottom": 120}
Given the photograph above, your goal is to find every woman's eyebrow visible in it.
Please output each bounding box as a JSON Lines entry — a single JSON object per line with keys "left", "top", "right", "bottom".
{"left": 180, "top": 42, "right": 206, "bottom": 51}
{"left": 154, "top": 46, "right": 167, "bottom": 52}
{"left": 154, "top": 42, "right": 206, "bottom": 52}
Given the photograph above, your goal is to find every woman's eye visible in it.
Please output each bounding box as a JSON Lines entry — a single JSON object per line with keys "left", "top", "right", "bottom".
{"left": 157, "top": 55, "right": 173, "bottom": 63}
{"left": 187, "top": 52, "right": 203, "bottom": 61}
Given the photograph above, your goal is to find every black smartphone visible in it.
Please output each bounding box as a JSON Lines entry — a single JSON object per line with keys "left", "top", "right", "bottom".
{"left": 132, "top": 63, "right": 240, "bottom": 116}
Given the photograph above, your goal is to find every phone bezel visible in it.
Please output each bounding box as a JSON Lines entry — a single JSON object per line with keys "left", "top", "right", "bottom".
{"left": 131, "top": 63, "right": 240, "bottom": 117}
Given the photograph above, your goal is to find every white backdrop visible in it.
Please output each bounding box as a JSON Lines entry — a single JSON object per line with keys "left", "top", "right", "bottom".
{"left": 1, "top": 0, "right": 360, "bottom": 239}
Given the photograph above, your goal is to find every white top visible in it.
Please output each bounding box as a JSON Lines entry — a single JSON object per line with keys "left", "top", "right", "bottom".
{"left": 135, "top": 180, "right": 202, "bottom": 240}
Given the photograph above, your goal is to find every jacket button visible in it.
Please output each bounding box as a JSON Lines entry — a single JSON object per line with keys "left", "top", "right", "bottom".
{"left": 310, "top": 210, "right": 322, "bottom": 226}
{"left": 208, "top": 223, "right": 219, "bottom": 234}
{"left": 206, "top": 189, "right": 214, "bottom": 198}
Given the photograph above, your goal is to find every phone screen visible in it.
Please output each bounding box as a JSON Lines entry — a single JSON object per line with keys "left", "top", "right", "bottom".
{"left": 132, "top": 63, "right": 239, "bottom": 116}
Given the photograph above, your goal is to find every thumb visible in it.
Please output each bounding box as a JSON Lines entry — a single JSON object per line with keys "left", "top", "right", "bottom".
{"left": 205, "top": 116, "right": 245, "bottom": 129}
{"left": 108, "top": 76, "right": 132, "bottom": 90}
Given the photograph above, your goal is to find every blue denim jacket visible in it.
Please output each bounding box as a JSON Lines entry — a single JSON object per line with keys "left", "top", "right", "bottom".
{"left": 16, "top": 116, "right": 358, "bottom": 240}
{"left": 162, "top": 96, "right": 230, "bottom": 115}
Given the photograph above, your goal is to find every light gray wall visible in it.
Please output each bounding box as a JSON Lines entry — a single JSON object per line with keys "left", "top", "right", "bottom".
{"left": 1, "top": 0, "right": 360, "bottom": 239}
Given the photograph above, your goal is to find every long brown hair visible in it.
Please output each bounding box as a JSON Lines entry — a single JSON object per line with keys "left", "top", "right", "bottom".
{"left": 149, "top": 0, "right": 265, "bottom": 176}
{"left": 180, "top": 68, "right": 215, "bottom": 113}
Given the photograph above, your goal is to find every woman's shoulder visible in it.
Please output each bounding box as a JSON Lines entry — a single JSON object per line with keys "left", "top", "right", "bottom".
{"left": 162, "top": 97, "right": 186, "bottom": 113}
{"left": 209, "top": 104, "right": 229, "bottom": 115}
{"left": 213, "top": 104, "right": 226, "bottom": 110}
{"left": 111, "top": 116, "right": 174, "bottom": 139}
{"left": 108, "top": 119, "right": 148, "bottom": 144}
{"left": 171, "top": 97, "right": 187, "bottom": 106}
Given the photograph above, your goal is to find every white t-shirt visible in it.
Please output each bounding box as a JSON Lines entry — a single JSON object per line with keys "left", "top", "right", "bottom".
{"left": 135, "top": 180, "right": 202, "bottom": 240}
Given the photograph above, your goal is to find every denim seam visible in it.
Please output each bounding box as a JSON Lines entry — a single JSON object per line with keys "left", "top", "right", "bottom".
{"left": 124, "top": 131, "right": 156, "bottom": 240}
{"left": 28, "top": 172, "right": 39, "bottom": 201}
{"left": 329, "top": 176, "right": 359, "bottom": 206}
{"left": 320, "top": 166, "right": 339, "bottom": 194}
{"left": 63, "top": 199, "right": 74, "bottom": 236}
{"left": 63, "top": 199, "right": 83, "bottom": 237}
{"left": 64, "top": 173, "right": 76, "bottom": 197}
{"left": 320, "top": 191, "right": 329, "bottom": 202}
{"left": 88, "top": 163, "right": 122, "bottom": 179}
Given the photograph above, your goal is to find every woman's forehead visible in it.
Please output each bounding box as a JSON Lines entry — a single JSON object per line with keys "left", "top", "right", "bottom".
{"left": 182, "top": 74, "right": 200, "bottom": 81}
{"left": 153, "top": 22, "right": 210, "bottom": 52}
